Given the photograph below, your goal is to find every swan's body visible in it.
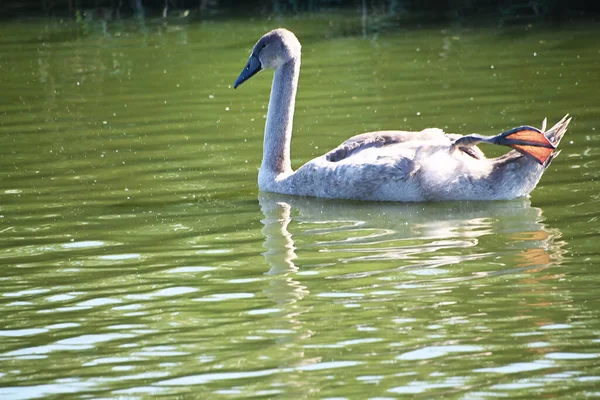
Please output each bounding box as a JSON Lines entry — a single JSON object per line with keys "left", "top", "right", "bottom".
{"left": 234, "top": 28, "right": 570, "bottom": 202}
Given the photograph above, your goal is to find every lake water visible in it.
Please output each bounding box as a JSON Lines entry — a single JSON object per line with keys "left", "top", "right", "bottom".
{"left": 1, "top": 14, "right": 599, "bottom": 399}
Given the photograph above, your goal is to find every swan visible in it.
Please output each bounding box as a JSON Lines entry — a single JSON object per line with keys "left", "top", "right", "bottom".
{"left": 234, "top": 28, "right": 570, "bottom": 202}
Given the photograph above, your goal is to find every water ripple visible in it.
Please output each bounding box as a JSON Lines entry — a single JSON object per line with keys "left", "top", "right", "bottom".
{"left": 397, "top": 345, "right": 484, "bottom": 360}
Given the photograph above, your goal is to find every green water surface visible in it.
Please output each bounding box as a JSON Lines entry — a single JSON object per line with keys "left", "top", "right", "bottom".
{"left": 0, "top": 15, "right": 599, "bottom": 399}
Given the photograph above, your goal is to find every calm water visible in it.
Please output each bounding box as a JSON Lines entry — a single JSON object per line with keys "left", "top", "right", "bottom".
{"left": 1, "top": 15, "right": 599, "bottom": 399}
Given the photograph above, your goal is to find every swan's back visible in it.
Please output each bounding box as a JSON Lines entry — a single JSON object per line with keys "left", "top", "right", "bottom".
{"left": 324, "top": 128, "right": 485, "bottom": 163}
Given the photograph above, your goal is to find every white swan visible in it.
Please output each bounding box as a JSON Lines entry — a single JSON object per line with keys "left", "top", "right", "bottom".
{"left": 234, "top": 28, "right": 570, "bottom": 202}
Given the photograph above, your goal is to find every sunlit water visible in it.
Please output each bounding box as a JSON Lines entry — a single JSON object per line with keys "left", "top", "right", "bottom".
{"left": 1, "top": 15, "right": 599, "bottom": 399}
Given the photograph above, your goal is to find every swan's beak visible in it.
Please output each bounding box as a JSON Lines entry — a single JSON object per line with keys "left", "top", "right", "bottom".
{"left": 234, "top": 54, "right": 262, "bottom": 89}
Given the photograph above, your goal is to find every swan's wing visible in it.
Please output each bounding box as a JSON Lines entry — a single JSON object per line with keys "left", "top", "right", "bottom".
{"left": 295, "top": 146, "right": 416, "bottom": 199}
{"left": 324, "top": 128, "right": 486, "bottom": 162}
{"left": 292, "top": 128, "right": 492, "bottom": 200}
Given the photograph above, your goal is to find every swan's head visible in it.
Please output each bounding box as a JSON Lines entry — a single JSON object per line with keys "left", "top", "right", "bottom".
{"left": 234, "top": 28, "right": 301, "bottom": 89}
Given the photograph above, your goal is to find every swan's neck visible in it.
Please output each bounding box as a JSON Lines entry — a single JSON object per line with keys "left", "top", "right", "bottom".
{"left": 261, "top": 57, "right": 300, "bottom": 178}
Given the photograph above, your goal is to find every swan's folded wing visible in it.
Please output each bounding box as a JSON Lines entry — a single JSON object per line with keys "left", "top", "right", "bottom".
{"left": 292, "top": 145, "right": 416, "bottom": 200}
{"left": 324, "top": 129, "right": 450, "bottom": 162}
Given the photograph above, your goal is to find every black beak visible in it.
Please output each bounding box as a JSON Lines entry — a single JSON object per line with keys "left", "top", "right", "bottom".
{"left": 234, "top": 54, "right": 262, "bottom": 89}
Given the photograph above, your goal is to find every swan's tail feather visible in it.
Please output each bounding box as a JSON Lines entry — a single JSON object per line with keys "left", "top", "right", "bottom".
{"left": 544, "top": 114, "right": 570, "bottom": 148}
{"left": 541, "top": 117, "right": 547, "bottom": 132}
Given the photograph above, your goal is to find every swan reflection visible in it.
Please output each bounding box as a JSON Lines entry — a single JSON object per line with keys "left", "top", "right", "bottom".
{"left": 260, "top": 198, "right": 309, "bottom": 303}
{"left": 258, "top": 192, "right": 563, "bottom": 282}
{"left": 257, "top": 193, "right": 564, "bottom": 392}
